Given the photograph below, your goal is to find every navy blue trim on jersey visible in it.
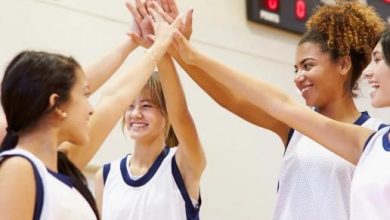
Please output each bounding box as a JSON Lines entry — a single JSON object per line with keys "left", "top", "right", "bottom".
{"left": 121, "top": 147, "right": 170, "bottom": 187}
{"left": 171, "top": 155, "right": 201, "bottom": 220}
{"left": 47, "top": 169, "right": 73, "bottom": 187}
{"left": 382, "top": 129, "right": 390, "bottom": 152}
{"left": 363, "top": 131, "right": 377, "bottom": 152}
{"left": 379, "top": 123, "right": 389, "bottom": 130}
{"left": 354, "top": 111, "right": 370, "bottom": 126}
{"left": 103, "top": 163, "right": 111, "bottom": 185}
{"left": 0, "top": 154, "right": 44, "bottom": 220}
{"left": 284, "top": 128, "right": 295, "bottom": 154}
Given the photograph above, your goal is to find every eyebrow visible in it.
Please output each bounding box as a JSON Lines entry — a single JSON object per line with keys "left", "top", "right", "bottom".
{"left": 373, "top": 51, "right": 382, "bottom": 56}
{"left": 294, "top": 58, "right": 315, "bottom": 69}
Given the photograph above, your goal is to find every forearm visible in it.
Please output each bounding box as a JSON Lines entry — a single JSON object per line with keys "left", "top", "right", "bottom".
{"left": 157, "top": 55, "right": 189, "bottom": 121}
{"left": 158, "top": 54, "right": 206, "bottom": 173}
{"left": 84, "top": 37, "right": 138, "bottom": 93}
{"left": 172, "top": 52, "right": 290, "bottom": 142}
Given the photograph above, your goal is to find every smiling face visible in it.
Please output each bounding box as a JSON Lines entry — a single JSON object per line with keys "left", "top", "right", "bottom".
{"left": 294, "top": 42, "right": 347, "bottom": 107}
{"left": 124, "top": 89, "right": 166, "bottom": 143}
{"left": 59, "top": 69, "right": 93, "bottom": 145}
{"left": 363, "top": 42, "right": 390, "bottom": 108}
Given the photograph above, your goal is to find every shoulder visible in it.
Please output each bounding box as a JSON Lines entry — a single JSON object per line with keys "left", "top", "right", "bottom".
{"left": 0, "top": 156, "right": 36, "bottom": 193}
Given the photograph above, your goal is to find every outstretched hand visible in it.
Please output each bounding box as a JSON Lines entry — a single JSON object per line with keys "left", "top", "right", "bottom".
{"left": 157, "top": 0, "right": 193, "bottom": 40}
{"left": 126, "top": 0, "right": 154, "bottom": 48}
{"left": 147, "top": 2, "right": 183, "bottom": 50}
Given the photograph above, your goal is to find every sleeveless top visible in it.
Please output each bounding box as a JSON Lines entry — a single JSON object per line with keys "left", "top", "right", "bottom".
{"left": 273, "top": 112, "right": 385, "bottom": 220}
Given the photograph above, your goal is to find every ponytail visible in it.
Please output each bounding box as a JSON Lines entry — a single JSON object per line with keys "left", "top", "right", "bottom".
{"left": 57, "top": 152, "right": 100, "bottom": 219}
{"left": 0, "top": 128, "right": 19, "bottom": 153}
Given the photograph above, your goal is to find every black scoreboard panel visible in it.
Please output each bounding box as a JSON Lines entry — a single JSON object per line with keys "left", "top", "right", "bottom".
{"left": 246, "top": 0, "right": 390, "bottom": 35}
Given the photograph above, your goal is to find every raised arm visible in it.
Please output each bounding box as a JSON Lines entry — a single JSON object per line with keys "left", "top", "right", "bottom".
{"left": 173, "top": 32, "right": 373, "bottom": 165}
{"left": 158, "top": 0, "right": 291, "bottom": 145}
{"left": 158, "top": 54, "right": 206, "bottom": 200}
{"left": 60, "top": 6, "right": 183, "bottom": 170}
{"left": 84, "top": 38, "right": 138, "bottom": 94}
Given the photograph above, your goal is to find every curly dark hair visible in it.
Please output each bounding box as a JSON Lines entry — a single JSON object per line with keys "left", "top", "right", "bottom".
{"left": 299, "top": 0, "right": 385, "bottom": 95}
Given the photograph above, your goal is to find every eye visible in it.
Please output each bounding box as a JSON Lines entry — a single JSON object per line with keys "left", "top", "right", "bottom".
{"left": 303, "top": 63, "right": 313, "bottom": 71}
{"left": 128, "top": 105, "right": 135, "bottom": 110}
{"left": 142, "top": 104, "right": 152, "bottom": 108}
{"left": 373, "top": 57, "right": 382, "bottom": 63}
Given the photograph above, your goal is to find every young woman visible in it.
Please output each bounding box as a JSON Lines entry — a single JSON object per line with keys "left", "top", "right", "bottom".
{"left": 94, "top": 2, "right": 206, "bottom": 220}
{"left": 163, "top": 1, "right": 386, "bottom": 219}
{"left": 175, "top": 23, "right": 390, "bottom": 219}
{"left": 0, "top": 6, "right": 181, "bottom": 219}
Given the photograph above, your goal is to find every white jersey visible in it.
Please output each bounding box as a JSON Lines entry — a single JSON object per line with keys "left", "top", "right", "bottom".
{"left": 0, "top": 148, "right": 96, "bottom": 220}
{"left": 351, "top": 126, "right": 390, "bottom": 220}
{"left": 101, "top": 147, "right": 201, "bottom": 220}
{"left": 273, "top": 112, "right": 385, "bottom": 220}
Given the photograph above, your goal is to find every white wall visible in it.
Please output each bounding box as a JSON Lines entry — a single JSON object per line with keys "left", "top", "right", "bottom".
{"left": 1, "top": 0, "right": 389, "bottom": 219}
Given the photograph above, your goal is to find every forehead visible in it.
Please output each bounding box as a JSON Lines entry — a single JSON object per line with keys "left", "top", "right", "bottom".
{"left": 295, "top": 42, "right": 326, "bottom": 63}
{"left": 372, "top": 42, "right": 383, "bottom": 54}
{"left": 74, "top": 68, "right": 89, "bottom": 89}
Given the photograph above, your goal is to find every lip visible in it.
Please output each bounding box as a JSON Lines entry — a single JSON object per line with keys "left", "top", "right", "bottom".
{"left": 299, "top": 84, "right": 314, "bottom": 95}
{"left": 130, "top": 121, "right": 149, "bottom": 128}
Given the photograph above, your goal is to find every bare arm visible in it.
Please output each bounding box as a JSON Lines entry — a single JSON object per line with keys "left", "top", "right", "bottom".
{"left": 84, "top": 38, "right": 138, "bottom": 94}
{"left": 157, "top": 0, "right": 290, "bottom": 144}
{"left": 0, "top": 158, "right": 35, "bottom": 219}
{"left": 174, "top": 32, "right": 373, "bottom": 165}
{"left": 158, "top": 55, "right": 206, "bottom": 200}
{"left": 171, "top": 53, "right": 291, "bottom": 145}
{"left": 94, "top": 168, "right": 104, "bottom": 217}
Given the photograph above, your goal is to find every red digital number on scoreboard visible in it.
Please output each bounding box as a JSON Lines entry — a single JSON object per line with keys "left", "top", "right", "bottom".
{"left": 295, "top": 0, "right": 307, "bottom": 20}
{"left": 263, "top": 0, "right": 280, "bottom": 12}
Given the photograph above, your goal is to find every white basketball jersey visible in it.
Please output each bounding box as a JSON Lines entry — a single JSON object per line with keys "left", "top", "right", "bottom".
{"left": 351, "top": 126, "right": 390, "bottom": 220}
{"left": 0, "top": 148, "right": 96, "bottom": 220}
{"left": 273, "top": 112, "right": 385, "bottom": 220}
{"left": 101, "top": 147, "right": 200, "bottom": 220}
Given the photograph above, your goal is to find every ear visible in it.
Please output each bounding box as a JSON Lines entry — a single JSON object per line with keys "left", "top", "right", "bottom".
{"left": 49, "top": 93, "right": 67, "bottom": 119}
{"left": 338, "top": 55, "right": 352, "bottom": 76}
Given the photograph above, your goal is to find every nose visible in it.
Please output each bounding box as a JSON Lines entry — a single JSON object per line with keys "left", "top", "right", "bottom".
{"left": 363, "top": 62, "right": 373, "bottom": 79}
{"left": 130, "top": 106, "right": 142, "bottom": 118}
{"left": 294, "top": 70, "right": 306, "bottom": 83}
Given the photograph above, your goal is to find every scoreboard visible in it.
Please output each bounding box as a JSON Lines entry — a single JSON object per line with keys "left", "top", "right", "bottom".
{"left": 246, "top": 0, "right": 390, "bottom": 34}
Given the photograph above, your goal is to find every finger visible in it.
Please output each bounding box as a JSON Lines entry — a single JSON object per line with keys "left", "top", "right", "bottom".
{"left": 160, "top": 11, "right": 174, "bottom": 24}
{"left": 166, "top": 0, "right": 178, "bottom": 16}
{"left": 184, "top": 9, "right": 193, "bottom": 32}
{"left": 128, "top": 32, "right": 144, "bottom": 44}
{"left": 171, "top": 14, "right": 183, "bottom": 30}
{"left": 160, "top": 0, "right": 170, "bottom": 13}
{"left": 126, "top": 1, "right": 143, "bottom": 25}
{"left": 148, "top": 3, "right": 164, "bottom": 23}
{"left": 136, "top": 0, "right": 149, "bottom": 17}
{"left": 147, "top": 34, "right": 156, "bottom": 42}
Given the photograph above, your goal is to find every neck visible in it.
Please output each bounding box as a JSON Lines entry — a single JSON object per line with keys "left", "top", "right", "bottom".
{"left": 17, "top": 124, "right": 60, "bottom": 171}
{"left": 316, "top": 94, "right": 361, "bottom": 123}
{"left": 130, "top": 135, "right": 165, "bottom": 170}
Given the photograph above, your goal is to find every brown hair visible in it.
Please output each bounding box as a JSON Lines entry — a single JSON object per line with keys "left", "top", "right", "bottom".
{"left": 122, "top": 71, "right": 178, "bottom": 147}
{"left": 299, "top": 0, "right": 385, "bottom": 96}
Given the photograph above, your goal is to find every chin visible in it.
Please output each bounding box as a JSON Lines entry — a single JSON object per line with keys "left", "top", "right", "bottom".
{"left": 70, "top": 135, "right": 89, "bottom": 146}
{"left": 371, "top": 99, "right": 388, "bottom": 108}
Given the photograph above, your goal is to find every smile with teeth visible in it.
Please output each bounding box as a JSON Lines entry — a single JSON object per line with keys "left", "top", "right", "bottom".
{"left": 370, "top": 83, "right": 379, "bottom": 90}
{"left": 131, "top": 122, "right": 148, "bottom": 128}
{"left": 301, "top": 86, "right": 313, "bottom": 93}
